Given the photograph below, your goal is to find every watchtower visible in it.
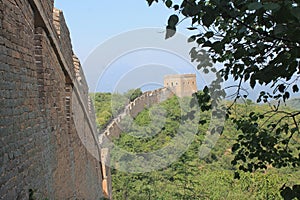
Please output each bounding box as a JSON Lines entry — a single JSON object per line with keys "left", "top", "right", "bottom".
{"left": 164, "top": 74, "right": 197, "bottom": 97}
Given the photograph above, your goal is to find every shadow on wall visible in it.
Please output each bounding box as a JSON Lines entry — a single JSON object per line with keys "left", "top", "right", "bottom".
{"left": 1, "top": 0, "right": 110, "bottom": 199}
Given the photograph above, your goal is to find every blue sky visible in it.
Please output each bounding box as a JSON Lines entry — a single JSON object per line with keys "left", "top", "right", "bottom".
{"left": 54, "top": 0, "right": 206, "bottom": 93}
{"left": 53, "top": 1, "right": 286, "bottom": 100}
{"left": 54, "top": 0, "right": 180, "bottom": 62}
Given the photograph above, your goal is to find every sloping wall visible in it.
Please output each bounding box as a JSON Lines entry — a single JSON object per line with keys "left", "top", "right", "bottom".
{"left": 101, "top": 88, "right": 174, "bottom": 140}
{"left": 0, "top": 0, "right": 109, "bottom": 199}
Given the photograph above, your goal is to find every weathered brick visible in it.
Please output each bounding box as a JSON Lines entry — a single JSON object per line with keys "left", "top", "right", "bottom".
{"left": 1, "top": 0, "right": 107, "bottom": 199}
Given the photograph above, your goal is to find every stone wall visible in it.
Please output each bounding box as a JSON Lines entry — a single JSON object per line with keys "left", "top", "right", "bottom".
{"left": 0, "top": 0, "right": 110, "bottom": 199}
{"left": 101, "top": 88, "right": 174, "bottom": 140}
{"left": 98, "top": 88, "right": 174, "bottom": 195}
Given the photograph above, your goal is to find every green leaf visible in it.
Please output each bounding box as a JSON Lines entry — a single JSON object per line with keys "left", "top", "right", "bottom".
{"left": 188, "top": 35, "right": 196, "bottom": 43}
{"left": 165, "top": 0, "right": 172, "bottom": 8}
{"left": 173, "top": 5, "right": 179, "bottom": 11}
{"left": 250, "top": 76, "right": 256, "bottom": 89}
{"left": 291, "top": 7, "right": 300, "bottom": 20}
{"left": 165, "top": 15, "right": 179, "bottom": 39}
{"left": 168, "top": 14, "right": 179, "bottom": 27}
{"left": 247, "top": 2, "right": 263, "bottom": 10}
{"left": 203, "top": 68, "right": 209, "bottom": 74}
{"left": 234, "top": 48, "right": 246, "bottom": 60}
{"left": 274, "top": 25, "right": 287, "bottom": 36}
{"left": 278, "top": 84, "right": 286, "bottom": 93}
{"left": 146, "top": 0, "right": 158, "bottom": 6}
{"left": 202, "top": 13, "right": 215, "bottom": 27}
{"left": 182, "top": 2, "right": 199, "bottom": 17}
{"left": 232, "top": 143, "right": 240, "bottom": 152}
{"left": 203, "top": 86, "right": 209, "bottom": 94}
{"left": 166, "top": 25, "right": 176, "bottom": 39}
{"left": 187, "top": 27, "right": 198, "bottom": 30}
{"left": 192, "top": 17, "right": 199, "bottom": 25}
{"left": 263, "top": 3, "right": 280, "bottom": 11}
{"left": 212, "top": 41, "right": 224, "bottom": 54}
{"left": 196, "top": 38, "right": 205, "bottom": 45}
{"left": 205, "top": 31, "right": 214, "bottom": 38}
{"left": 292, "top": 85, "right": 299, "bottom": 93}
{"left": 283, "top": 92, "right": 290, "bottom": 102}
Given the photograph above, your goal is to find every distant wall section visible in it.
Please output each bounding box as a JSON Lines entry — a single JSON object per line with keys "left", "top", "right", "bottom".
{"left": 101, "top": 88, "right": 174, "bottom": 140}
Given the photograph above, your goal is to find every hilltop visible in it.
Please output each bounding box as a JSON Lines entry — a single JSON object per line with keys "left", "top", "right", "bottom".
{"left": 285, "top": 98, "right": 300, "bottom": 110}
{"left": 93, "top": 91, "right": 300, "bottom": 199}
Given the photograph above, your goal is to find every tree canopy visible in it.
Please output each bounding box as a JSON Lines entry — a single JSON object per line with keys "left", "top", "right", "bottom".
{"left": 146, "top": 0, "right": 300, "bottom": 197}
{"left": 148, "top": 0, "right": 300, "bottom": 97}
{"left": 105, "top": 94, "right": 300, "bottom": 199}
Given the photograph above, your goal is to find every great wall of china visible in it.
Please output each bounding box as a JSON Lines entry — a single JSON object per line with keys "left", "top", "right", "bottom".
{"left": 101, "top": 88, "right": 174, "bottom": 140}
{"left": 100, "top": 73, "right": 197, "bottom": 140}
{"left": 0, "top": 0, "right": 198, "bottom": 199}
{"left": 0, "top": 0, "right": 110, "bottom": 199}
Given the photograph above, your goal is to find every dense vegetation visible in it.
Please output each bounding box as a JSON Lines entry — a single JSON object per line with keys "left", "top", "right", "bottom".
{"left": 147, "top": 0, "right": 300, "bottom": 103}
{"left": 92, "top": 1, "right": 300, "bottom": 197}
{"left": 144, "top": 1, "right": 300, "bottom": 198}
{"left": 93, "top": 92, "right": 300, "bottom": 199}
{"left": 91, "top": 89, "right": 142, "bottom": 130}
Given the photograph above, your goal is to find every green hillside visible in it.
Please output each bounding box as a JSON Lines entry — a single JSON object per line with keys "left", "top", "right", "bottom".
{"left": 91, "top": 89, "right": 142, "bottom": 130}
{"left": 285, "top": 98, "right": 300, "bottom": 110}
{"left": 93, "top": 92, "right": 300, "bottom": 200}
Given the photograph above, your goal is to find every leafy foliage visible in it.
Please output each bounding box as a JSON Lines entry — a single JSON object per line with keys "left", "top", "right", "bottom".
{"left": 280, "top": 184, "right": 300, "bottom": 200}
{"left": 151, "top": 0, "right": 300, "bottom": 98}
{"left": 146, "top": 0, "right": 158, "bottom": 6}
{"left": 146, "top": 1, "right": 300, "bottom": 198}
{"left": 230, "top": 103, "right": 300, "bottom": 172}
{"left": 93, "top": 92, "right": 300, "bottom": 199}
{"left": 125, "top": 88, "right": 143, "bottom": 102}
{"left": 107, "top": 96, "right": 300, "bottom": 199}
{"left": 91, "top": 88, "right": 143, "bottom": 129}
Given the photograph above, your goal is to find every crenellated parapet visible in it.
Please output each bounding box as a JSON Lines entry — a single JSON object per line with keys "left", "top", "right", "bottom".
{"left": 53, "top": 8, "right": 76, "bottom": 81}
{"left": 98, "top": 88, "right": 174, "bottom": 196}
{"left": 0, "top": 0, "right": 109, "bottom": 199}
{"left": 100, "top": 87, "right": 174, "bottom": 140}
{"left": 72, "top": 55, "right": 90, "bottom": 111}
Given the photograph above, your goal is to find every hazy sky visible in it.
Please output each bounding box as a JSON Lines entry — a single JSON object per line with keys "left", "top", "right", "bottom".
{"left": 54, "top": 1, "right": 206, "bottom": 93}
{"left": 54, "top": 0, "right": 181, "bottom": 62}
{"left": 53, "top": 1, "right": 274, "bottom": 100}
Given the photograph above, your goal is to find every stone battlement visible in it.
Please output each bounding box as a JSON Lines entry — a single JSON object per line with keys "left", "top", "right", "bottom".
{"left": 0, "top": 0, "right": 110, "bottom": 199}
{"left": 100, "top": 73, "right": 198, "bottom": 142}
{"left": 100, "top": 87, "right": 174, "bottom": 140}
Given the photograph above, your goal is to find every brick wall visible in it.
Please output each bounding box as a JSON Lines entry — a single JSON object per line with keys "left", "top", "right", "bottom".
{"left": 0, "top": 0, "right": 108, "bottom": 199}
